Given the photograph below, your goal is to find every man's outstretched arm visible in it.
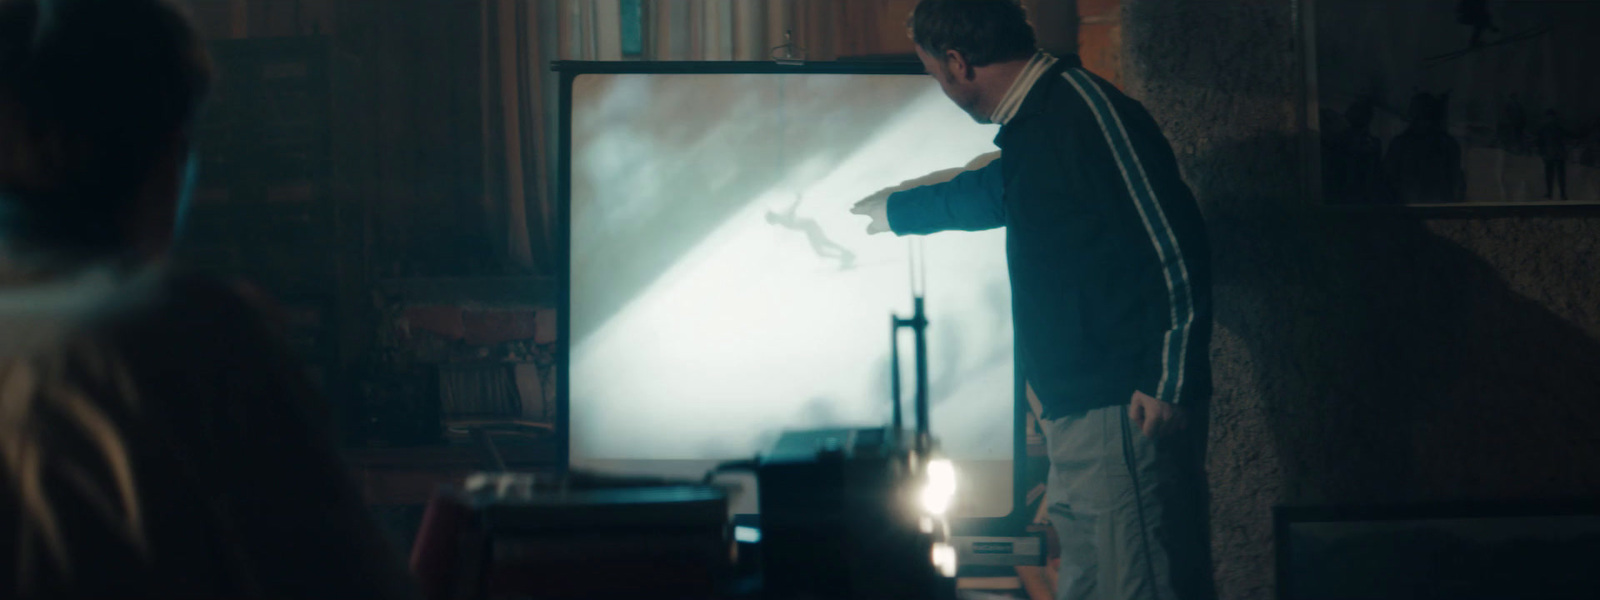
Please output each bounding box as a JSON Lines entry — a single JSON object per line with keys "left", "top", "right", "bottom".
{"left": 851, "top": 152, "right": 1006, "bottom": 235}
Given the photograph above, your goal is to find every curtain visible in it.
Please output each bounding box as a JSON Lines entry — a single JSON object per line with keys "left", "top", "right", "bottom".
{"left": 555, "top": 0, "right": 796, "bottom": 61}
{"left": 189, "top": 1, "right": 927, "bottom": 277}
{"left": 548, "top": 0, "right": 924, "bottom": 62}
{"left": 482, "top": 0, "right": 546, "bottom": 271}
{"left": 481, "top": 1, "right": 815, "bottom": 275}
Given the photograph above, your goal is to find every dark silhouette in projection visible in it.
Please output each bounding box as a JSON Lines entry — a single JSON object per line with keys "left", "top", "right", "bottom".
{"left": 765, "top": 198, "right": 856, "bottom": 270}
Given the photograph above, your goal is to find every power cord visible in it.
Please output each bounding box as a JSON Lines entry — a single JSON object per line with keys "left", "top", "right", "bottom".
{"left": 1121, "top": 410, "right": 1164, "bottom": 597}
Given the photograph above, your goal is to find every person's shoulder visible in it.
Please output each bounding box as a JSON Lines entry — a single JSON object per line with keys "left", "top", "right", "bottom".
{"left": 145, "top": 269, "right": 265, "bottom": 311}
{"left": 1030, "top": 70, "right": 1145, "bottom": 144}
{"left": 1039, "top": 67, "right": 1148, "bottom": 131}
{"left": 0, "top": 267, "right": 231, "bottom": 359}
{"left": 99, "top": 269, "right": 287, "bottom": 355}
{"left": 1044, "top": 65, "right": 1123, "bottom": 103}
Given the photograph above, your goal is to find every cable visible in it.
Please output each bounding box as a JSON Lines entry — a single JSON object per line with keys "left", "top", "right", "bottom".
{"left": 1121, "top": 410, "right": 1165, "bottom": 598}
{"left": 917, "top": 238, "right": 928, "bottom": 297}
{"left": 471, "top": 428, "right": 508, "bottom": 473}
{"left": 773, "top": 66, "right": 805, "bottom": 217}
{"left": 774, "top": 72, "right": 786, "bottom": 209}
{"left": 907, "top": 237, "right": 927, "bottom": 298}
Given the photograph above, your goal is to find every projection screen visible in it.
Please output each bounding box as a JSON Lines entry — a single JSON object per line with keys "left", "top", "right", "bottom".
{"left": 560, "top": 63, "right": 1018, "bottom": 520}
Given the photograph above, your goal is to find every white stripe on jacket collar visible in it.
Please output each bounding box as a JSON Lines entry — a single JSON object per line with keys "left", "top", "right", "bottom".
{"left": 990, "top": 51, "right": 1058, "bottom": 126}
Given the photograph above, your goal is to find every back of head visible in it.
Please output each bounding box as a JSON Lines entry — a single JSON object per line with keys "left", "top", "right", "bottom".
{"left": 0, "top": 1, "right": 208, "bottom": 594}
{"left": 909, "top": 0, "right": 1037, "bottom": 67}
{"left": 0, "top": 0, "right": 210, "bottom": 261}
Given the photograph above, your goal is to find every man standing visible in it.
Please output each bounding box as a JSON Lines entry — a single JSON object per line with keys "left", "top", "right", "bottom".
{"left": 1537, "top": 109, "right": 1570, "bottom": 201}
{"left": 1384, "top": 93, "right": 1463, "bottom": 204}
{"left": 851, "top": 2, "right": 1214, "bottom": 599}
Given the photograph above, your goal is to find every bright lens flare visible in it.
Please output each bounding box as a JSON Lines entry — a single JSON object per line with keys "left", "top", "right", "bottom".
{"left": 920, "top": 458, "right": 958, "bottom": 515}
{"left": 931, "top": 542, "right": 958, "bottom": 578}
{"left": 734, "top": 526, "right": 762, "bottom": 543}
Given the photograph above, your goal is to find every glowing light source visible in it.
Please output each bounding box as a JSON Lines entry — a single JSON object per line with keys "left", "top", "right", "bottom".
{"left": 734, "top": 525, "right": 762, "bottom": 543}
{"left": 931, "top": 542, "right": 958, "bottom": 578}
{"left": 920, "top": 458, "right": 958, "bottom": 515}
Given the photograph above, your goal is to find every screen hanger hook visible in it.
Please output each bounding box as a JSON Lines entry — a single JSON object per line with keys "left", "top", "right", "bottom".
{"left": 771, "top": 29, "right": 806, "bottom": 66}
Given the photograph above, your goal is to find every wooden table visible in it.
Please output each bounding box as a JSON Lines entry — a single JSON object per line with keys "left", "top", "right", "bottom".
{"left": 344, "top": 441, "right": 559, "bottom": 505}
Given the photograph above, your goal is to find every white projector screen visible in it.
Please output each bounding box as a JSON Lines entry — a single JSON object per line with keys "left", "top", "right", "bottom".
{"left": 566, "top": 69, "right": 1014, "bottom": 518}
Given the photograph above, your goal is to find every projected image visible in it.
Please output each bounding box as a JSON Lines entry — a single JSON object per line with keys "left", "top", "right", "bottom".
{"left": 569, "top": 72, "right": 1012, "bottom": 516}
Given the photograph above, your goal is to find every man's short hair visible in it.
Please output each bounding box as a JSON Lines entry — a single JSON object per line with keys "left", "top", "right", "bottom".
{"left": 909, "top": 0, "right": 1037, "bottom": 68}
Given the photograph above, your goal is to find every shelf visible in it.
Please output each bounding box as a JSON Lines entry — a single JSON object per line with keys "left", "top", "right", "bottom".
{"left": 377, "top": 276, "right": 555, "bottom": 307}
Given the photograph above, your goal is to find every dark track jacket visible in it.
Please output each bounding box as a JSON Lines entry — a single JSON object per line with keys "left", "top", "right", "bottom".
{"left": 886, "top": 52, "right": 1211, "bottom": 418}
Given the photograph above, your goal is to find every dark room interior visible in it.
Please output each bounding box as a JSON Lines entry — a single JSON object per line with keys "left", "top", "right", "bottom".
{"left": 1, "top": 0, "right": 1598, "bottom": 599}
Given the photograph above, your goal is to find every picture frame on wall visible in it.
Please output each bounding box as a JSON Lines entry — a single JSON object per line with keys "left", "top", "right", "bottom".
{"left": 1300, "top": 0, "right": 1600, "bottom": 210}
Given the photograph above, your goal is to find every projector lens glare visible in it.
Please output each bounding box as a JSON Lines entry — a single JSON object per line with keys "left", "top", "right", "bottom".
{"left": 734, "top": 525, "right": 761, "bottom": 543}
{"left": 920, "top": 458, "right": 958, "bottom": 514}
{"left": 932, "top": 542, "right": 958, "bottom": 578}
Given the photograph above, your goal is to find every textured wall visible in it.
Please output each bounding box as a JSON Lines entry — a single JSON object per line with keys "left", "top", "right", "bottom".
{"left": 1119, "top": 1, "right": 1600, "bottom": 598}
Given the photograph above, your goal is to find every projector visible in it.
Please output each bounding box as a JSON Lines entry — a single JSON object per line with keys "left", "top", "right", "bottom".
{"left": 753, "top": 290, "right": 958, "bottom": 600}
{"left": 756, "top": 427, "right": 956, "bottom": 600}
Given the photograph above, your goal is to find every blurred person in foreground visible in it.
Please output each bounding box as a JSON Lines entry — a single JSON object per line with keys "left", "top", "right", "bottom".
{"left": 0, "top": 0, "right": 418, "bottom": 597}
